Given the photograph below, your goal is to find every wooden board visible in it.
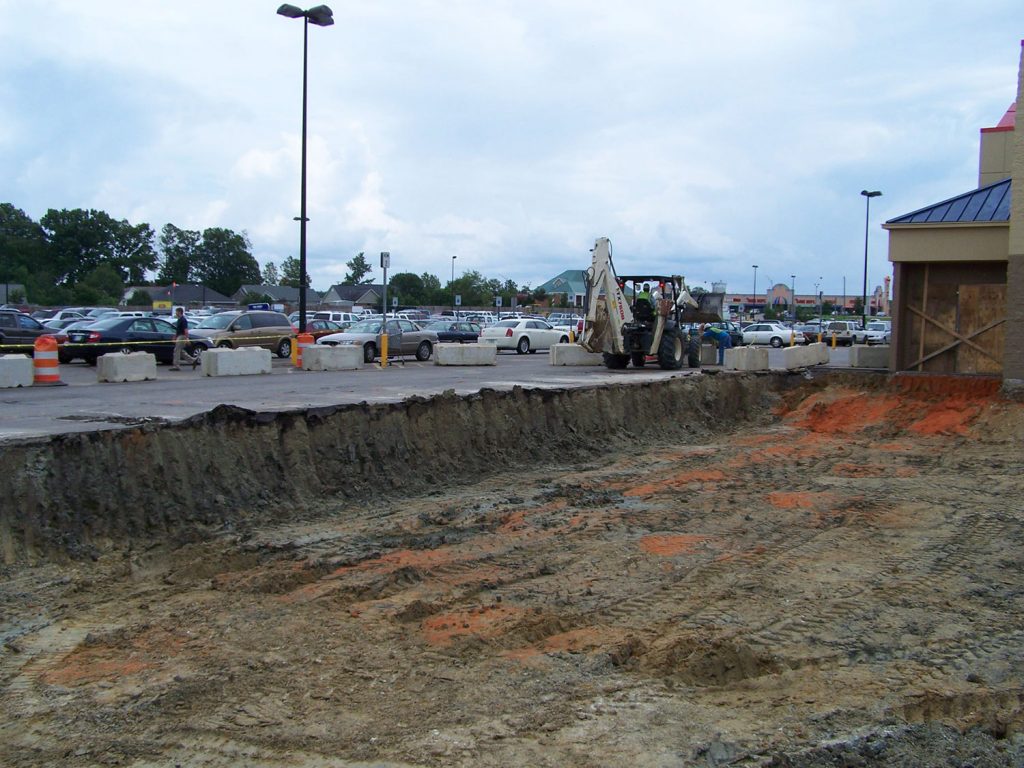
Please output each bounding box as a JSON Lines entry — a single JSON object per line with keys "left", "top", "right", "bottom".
{"left": 956, "top": 284, "right": 1006, "bottom": 374}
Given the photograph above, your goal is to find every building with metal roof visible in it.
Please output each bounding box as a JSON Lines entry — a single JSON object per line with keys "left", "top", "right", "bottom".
{"left": 882, "top": 42, "right": 1022, "bottom": 385}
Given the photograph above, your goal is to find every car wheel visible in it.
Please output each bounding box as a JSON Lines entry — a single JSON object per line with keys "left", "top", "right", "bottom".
{"left": 415, "top": 340, "right": 432, "bottom": 361}
{"left": 119, "top": 346, "right": 132, "bottom": 355}
{"left": 85, "top": 356, "right": 97, "bottom": 367}
{"left": 363, "top": 343, "right": 377, "bottom": 363}
{"left": 216, "top": 341, "right": 233, "bottom": 349}
{"left": 276, "top": 338, "right": 293, "bottom": 358}
{"left": 559, "top": 335, "right": 569, "bottom": 344}
{"left": 770, "top": 336, "right": 783, "bottom": 348}
{"left": 516, "top": 336, "right": 530, "bottom": 355}
{"left": 687, "top": 336, "right": 701, "bottom": 368}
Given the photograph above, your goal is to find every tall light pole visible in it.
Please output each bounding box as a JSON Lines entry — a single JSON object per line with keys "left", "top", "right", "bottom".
{"left": 790, "top": 274, "right": 796, "bottom": 321}
{"left": 860, "top": 189, "right": 882, "bottom": 329}
{"left": 451, "top": 255, "right": 457, "bottom": 314}
{"left": 278, "top": 4, "right": 334, "bottom": 333}
{"left": 751, "top": 264, "right": 758, "bottom": 319}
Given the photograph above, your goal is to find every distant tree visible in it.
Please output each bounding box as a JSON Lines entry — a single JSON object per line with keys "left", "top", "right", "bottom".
{"left": 240, "top": 291, "right": 274, "bottom": 305}
{"left": 127, "top": 288, "right": 153, "bottom": 307}
{"left": 40, "top": 208, "right": 157, "bottom": 286}
{"left": 389, "top": 272, "right": 426, "bottom": 305}
{"left": 0, "top": 204, "right": 47, "bottom": 279}
{"left": 8, "top": 288, "right": 25, "bottom": 303}
{"left": 852, "top": 297, "right": 864, "bottom": 317}
{"left": 531, "top": 287, "right": 547, "bottom": 304}
{"left": 262, "top": 261, "right": 279, "bottom": 285}
{"left": 279, "top": 256, "right": 310, "bottom": 288}
{"left": 79, "top": 263, "right": 124, "bottom": 305}
{"left": 157, "top": 224, "right": 201, "bottom": 284}
{"left": 420, "top": 272, "right": 444, "bottom": 304}
{"left": 193, "top": 228, "right": 261, "bottom": 297}
{"left": 344, "top": 252, "right": 373, "bottom": 284}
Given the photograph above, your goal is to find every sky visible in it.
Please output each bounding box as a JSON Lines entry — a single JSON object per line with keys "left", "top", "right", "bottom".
{"left": 1, "top": 1, "right": 1020, "bottom": 299}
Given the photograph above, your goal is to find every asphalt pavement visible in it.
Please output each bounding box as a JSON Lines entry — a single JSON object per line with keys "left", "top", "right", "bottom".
{"left": 0, "top": 346, "right": 852, "bottom": 442}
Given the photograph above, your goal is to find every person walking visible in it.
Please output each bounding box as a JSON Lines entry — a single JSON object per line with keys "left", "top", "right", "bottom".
{"left": 701, "top": 323, "right": 733, "bottom": 365}
{"left": 170, "top": 307, "right": 196, "bottom": 371}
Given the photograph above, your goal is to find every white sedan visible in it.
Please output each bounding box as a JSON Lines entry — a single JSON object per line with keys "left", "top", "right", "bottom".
{"left": 479, "top": 319, "right": 570, "bottom": 354}
{"left": 741, "top": 322, "right": 806, "bottom": 347}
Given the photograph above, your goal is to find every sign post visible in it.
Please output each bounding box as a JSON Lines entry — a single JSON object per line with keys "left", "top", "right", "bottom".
{"left": 380, "top": 251, "right": 390, "bottom": 367}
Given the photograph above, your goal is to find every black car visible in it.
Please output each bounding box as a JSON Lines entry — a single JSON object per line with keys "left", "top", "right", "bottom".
{"left": 421, "top": 320, "right": 481, "bottom": 343}
{"left": 66, "top": 316, "right": 184, "bottom": 365}
{"left": 0, "top": 309, "right": 49, "bottom": 353}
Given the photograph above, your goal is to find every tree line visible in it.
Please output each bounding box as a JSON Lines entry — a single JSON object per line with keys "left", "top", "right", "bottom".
{"left": 0, "top": 202, "right": 551, "bottom": 309}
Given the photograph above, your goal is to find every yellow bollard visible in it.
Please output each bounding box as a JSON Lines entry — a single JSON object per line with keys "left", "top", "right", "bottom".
{"left": 789, "top": 330, "right": 795, "bottom": 347}
{"left": 380, "top": 333, "right": 388, "bottom": 368}
{"left": 831, "top": 332, "right": 837, "bottom": 349}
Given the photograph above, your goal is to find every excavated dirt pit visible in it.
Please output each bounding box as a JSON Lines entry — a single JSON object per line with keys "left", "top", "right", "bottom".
{"left": 2, "top": 372, "right": 1024, "bottom": 766}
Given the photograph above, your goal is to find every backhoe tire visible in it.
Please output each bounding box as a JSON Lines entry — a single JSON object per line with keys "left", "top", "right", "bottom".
{"left": 630, "top": 352, "right": 646, "bottom": 368}
{"left": 603, "top": 352, "right": 629, "bottom": 369}
{"left": 657, "top": 327, "right": 685, "bottom": 370}
{"left": 687, "top": 336, "right": 700, "bottom": 368}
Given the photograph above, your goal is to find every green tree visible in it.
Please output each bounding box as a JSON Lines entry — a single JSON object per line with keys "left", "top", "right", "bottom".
{"left": 0, "top": 204, "right": 47, "bottom": 279}
{"left": 420, "top": 272, "right": 444, "bottom": 304}
{"left": 279, "top": 256, "right": 309, "bottom": 288}
{"left": 852, "top": 297, "right": 864, "bottom": 316}
{"left": 127, "top": 288, "right": 153, "bottom": 307}
{"left": 194, "top": 228, "right": 261, "bottom": 297}
{"left": 262, "top": 261, "right": 279, "bottom": 285}
{"left": 40, "top": 208, "right": 156, "bottom": 286}
{"left": 78, "top": 263, "right": 124, "bottom": 305}
{"left": 157, "top": 224, "right": 201, "bottom": 284}
{"left": 389, "top": 272, "right": 426, "bottom": 305}
{"left": 240, "top": 291, "right": 274, "bottom": 306}
{"left": 344, "top": 252, "right": 373, "bottom": 284}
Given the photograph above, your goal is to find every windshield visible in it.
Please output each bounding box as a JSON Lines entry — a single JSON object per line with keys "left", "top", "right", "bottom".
{"left": 867, "top": 322, "right": 886, "bottom": 331}
{"left": 197, "top": 314, "right": 237, "bottom": 330}
{"left": 348, "top": 320, "right": 382, "bottom": 334}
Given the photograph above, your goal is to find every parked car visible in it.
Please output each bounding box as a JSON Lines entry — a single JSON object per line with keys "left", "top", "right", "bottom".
{"left": 189, "top": 310, "right": 295, "bottom": 358}
{"left": 421, "top": 320, "right": 481, "bottom": 343}
{"left": 479, "top": 318, "right": 570, "bottom": 354}
{"left": 0, "top": 309, "right": 50, "bottom": 352}
{"left": 853, "top": 320, "right": 892, "bottom": 345}
{"left": 317, "top": 318, "right": 438, "bottom": 362}
{"left": 822, "top": 320, "right": 862, "bottom": 346}
{"left": 304, "top": 318, "right": 349, "bottom": 340}
{"left": 54, "top": 320, "right": 100, "bottom": 363}
{"left": 312, "top": 311, "right": 362, "bottom": 325}
{"left": 65, "top": 316, "right": 182, "bottom": 365}
{"left": 741, "top": 322, "right": 806, "bottom": 347}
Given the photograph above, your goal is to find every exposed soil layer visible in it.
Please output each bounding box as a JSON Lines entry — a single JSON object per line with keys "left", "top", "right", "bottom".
{"left": 2, "top": 371, "right": 1023, "bottom": 766}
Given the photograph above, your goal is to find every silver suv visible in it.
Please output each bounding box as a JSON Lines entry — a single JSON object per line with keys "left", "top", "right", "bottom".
{"left": 189, "top": 310, "right": 295, "bottom": 358}
{"left": 823, "top": 320, "right": 862, "bottom": 346}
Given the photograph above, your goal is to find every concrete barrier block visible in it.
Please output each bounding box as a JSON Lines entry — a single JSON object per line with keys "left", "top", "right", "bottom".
{"left": 202, "top": 347, "right": 272, "bottom": 377}
{"left": 549, "top": 343, "right": 603, "bottom": 366}
{"left": 435, "top": 343, "right": 498, "bottom": 366}
{"left": 700, "top": 344, "right": 718, "bottom": 365}
{"left": 0, "top": 354, "right": 34, "bottom": 388}
{"left": 302, "top": 345, "right": 362, "bottom": 371}
{"left": 725, "top": 346, "right": 769, "bottom": 371}
{"left": 850, "top": 345, "right": 890, "bottom": 369}
{"left": 781, "top": 345, "right": 814, "bottom": 370}
{"left": 808, "top": 342, "right": 830, "bottom": 365}
{"left": 97, "top": 352, "right": 157, "bottom": 383}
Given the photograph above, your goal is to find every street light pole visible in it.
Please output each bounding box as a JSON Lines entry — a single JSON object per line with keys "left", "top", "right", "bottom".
{"left": 278, "top": 4, "right": 334, "bottom": 333}
{"left": 751, "top": 264, "right": 758, "bottom": 319}
{"left": 860, "top": 189, "right": 882, "bottom": 329}
{"left": 451, "top": 255, "right": 457, "bottom": 314}
{"left": 790, "top": 274, "right": 796, "bottom": 321}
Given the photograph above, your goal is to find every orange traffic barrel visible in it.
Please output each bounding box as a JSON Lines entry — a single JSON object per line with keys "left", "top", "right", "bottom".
{"left": 295, "top": 333, "right": 314, "bottom": 368}
{"left": 33, "top": 335, "right": 65, "bottom": 386}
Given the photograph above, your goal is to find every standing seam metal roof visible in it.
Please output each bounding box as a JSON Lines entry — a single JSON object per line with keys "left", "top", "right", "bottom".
{"left": 886, "top": 178, "right": 1011, "bottom": 225}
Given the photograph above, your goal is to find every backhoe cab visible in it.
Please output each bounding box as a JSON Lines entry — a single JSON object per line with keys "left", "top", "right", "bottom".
{"left": 580, "top": 237, "right": 702, "bottom": 370}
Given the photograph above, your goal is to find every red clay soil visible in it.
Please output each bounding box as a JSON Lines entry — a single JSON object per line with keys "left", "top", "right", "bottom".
{"left": 2, "top": 375, "right": 1023, "bottom": 767}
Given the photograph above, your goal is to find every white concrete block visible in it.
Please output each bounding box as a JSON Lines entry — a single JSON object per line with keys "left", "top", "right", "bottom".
{"left": 808, "top": 342, "right": 830, "bottom": 365}
{"left": 700, "top": 344, "right": 718, "bottom": 365}
{"left": 725, "top": 346, "right": 769, "bottom": 371}
{"left": 97, "top": 352, "right": 157, "bottom": 383}
{"left": 549, "top": 343, "right": 603, "bottom": 366}
{"left": 0, "top": 354, "right": 34, "bottom": 388}
{"left": 435, "top": 343, "right": 498, "bottom": 366}
{"left": 202, "top": 347, "right": 272, "bottom": 377}
{"left": 782, "top": 345, "right": 815, "bottom": 370}
{"left": 850, "top": 345, "right": 890, "bottom": 369}
{"left": 302, "top": 345, "right": 362, "bottom": 371}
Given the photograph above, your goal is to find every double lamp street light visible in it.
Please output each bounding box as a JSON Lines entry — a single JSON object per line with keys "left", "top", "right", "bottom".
{"left": 861, "top": 189, "right": 882, "bottom": 329}
{"left": 277, "top": 4, "right": 334, "bottom": 333}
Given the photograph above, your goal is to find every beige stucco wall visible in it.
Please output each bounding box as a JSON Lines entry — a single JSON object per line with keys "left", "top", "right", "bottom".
{"left": 1004, "top": 41, "right": 1024, "bottom": 386}
{"left": 885, "top": 224, "right": 1009, "bottom": 264}
{"left": 980, "top": 129, "right": 1014, "bottom": 186}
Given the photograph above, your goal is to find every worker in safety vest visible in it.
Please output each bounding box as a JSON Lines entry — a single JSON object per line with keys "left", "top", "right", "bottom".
{"left": 701, "top": 324, "right": 732, "bottom": 365}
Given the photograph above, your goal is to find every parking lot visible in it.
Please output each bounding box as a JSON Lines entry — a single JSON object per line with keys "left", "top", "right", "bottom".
{"left": 0, "top": 345, "right": 854, "bottom": 442}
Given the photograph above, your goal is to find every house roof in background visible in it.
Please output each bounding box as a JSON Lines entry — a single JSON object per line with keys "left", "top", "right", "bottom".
{"left": 885, "top": 178, "right": 1011, "bottom": 226}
